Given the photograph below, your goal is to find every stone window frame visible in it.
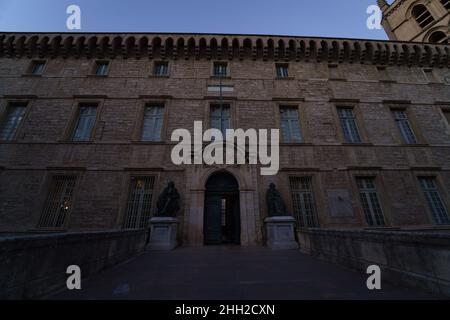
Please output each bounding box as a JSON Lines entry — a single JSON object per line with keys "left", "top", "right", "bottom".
{"left": 151, "top": 60, "right": 170, "bottom": 78}
{"left": 116, "top": 171, "right": 162, "bottom": 229}
{"left": 413, "top": 171, "right": 450, "bottom": 227}
{"left": 61, "top": 98, "right": 105, "bottom": 143}
{"left": 385, "top": 102, "right": 427, "bottom": 146}
{"left": 32, "top": 168, "right": 85, "bottom": 232}
{"left": 275, "top": 63, "right": 293, "bottom": 79}
{"left": 204, "top": 99, "right": 237, "bottom": 133}
{"left": 211, "top": 61, "right": 231, "bottom": 78}
{"left": 132, "top": 98, "right": 170, "bottom": 144}
{"left": 0, "top": 98, "right": 34, "bottom": 142}
{"left": 90, "top": 59, "right": 111, "bottom": 77}
{"left": 285, "top": 172, "right": 324, "bottom": 229}
{"left": 24, "top": 59, "right": 48, "bottom": 76}
{"left": 331, "top": 101, "right": 370, "bottom": 145}
{"left": 274, "top": 102, "right": 308, "bottom": 144}
{"left": 349, "top": 170, "right": 392, "bottom": 229}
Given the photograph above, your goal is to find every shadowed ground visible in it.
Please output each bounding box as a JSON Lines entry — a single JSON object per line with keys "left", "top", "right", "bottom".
{"left": 51, "top": 246, "right": 433, "bottom": 300}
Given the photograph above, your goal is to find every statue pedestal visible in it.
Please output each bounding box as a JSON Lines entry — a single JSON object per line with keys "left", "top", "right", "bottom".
{"left": 146, "top": 217, "right": 178, "bottom": 251}
{"left": 264, "top": 216, "right": 298, "bottom": 250}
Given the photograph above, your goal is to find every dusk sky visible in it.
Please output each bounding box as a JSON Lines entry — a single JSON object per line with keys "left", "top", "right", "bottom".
{"left": 0, "top": 0, "right": 389, "bottom": 40}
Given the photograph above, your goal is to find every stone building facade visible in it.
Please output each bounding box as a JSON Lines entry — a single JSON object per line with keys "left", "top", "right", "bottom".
{"left": 0, "top": 32, "right": 449, "bottom": 246}
{"left": 379, "top": 0, "right": 449, "bottom": 43}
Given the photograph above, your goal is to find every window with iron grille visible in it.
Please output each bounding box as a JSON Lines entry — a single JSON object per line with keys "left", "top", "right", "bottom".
{"left": 337, "top": 107, "right": 362, "bottom": 143}
{"left": 280, "top": 106, "right": 302, "bottom": 143}
{"left": 38, "top": 176, "right": 76, "bottom": 229}
{"left": 0, "top": 102, "right": 27, "bottom": 141}
{"left": 123, "top": 176, "right": 155, "bottom": 229}
{"left": 210, "top": 104, "right": 231, "bottom": 136}
{"left": 356, "top": 177, "right": 385, "bottom": 226}
{"left": 72, "top": 104, "right": 97, "bottom": 141}
{"left": 392, "top": 110, "right": 417, "bottom": 144}
{"left": 289, "top": 177, "right": 319, "bottom": 228}
{"left": 213, "top": 62, "right": 228, "bottom": 77}
{"left": 154, "top": 62, "right": 169, "bottom": 76}
{"left": 30, "top": 60, "right": 46, "bottom": 75}
{"left": 95, "top": 61, "right": 109, "bottom": 75}
{"left": 440, "top": 0, "right": 450, "bottom": 10}
{"left": 276, "top": 64, "right": 289, "bottom": 78}
{"left": 412, "top": 5, "right": 434, "bottom": 29}
{"left": 419, "top": 177, "right": 450, "bottom": 225}
{"left": 141, "top": 104, "right": 164, "bottom": 141}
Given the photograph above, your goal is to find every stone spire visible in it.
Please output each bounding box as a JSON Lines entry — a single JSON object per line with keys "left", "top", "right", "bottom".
{"left": 377, "top": 0, "right": 390, "bottom": 11}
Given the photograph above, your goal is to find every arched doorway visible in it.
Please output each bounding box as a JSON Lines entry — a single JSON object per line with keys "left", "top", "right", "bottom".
{"left": 204, "top": 171, "right": 240, "bottom": 245}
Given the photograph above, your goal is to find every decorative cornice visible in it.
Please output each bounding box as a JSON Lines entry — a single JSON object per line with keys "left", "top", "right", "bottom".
{"left": 0, "top": 32, "right": 448, "bottom": 68}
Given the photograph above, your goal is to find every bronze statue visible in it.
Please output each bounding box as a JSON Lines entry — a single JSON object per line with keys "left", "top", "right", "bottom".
{"left": 266, "top": 183, "right": 288, "bottom": 217}
{"left": 156, "top": 181, "right": 180, "bottom": 217}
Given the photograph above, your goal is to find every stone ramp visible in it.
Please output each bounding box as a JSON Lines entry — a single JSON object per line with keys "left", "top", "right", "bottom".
{"left": 52, "top": 246, "right": 433, "bottom": 300}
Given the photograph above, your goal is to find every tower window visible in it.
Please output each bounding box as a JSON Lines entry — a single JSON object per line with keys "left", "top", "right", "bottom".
{"left": 356, "top": 177, "right": 385, "bottom": 227}
{"left": 141, "top": 104, "right": 165, "bottom": 141}
{"left": 213, "top": 62, "right": 228, "bottom": 77}
{"left": 94, "top": 60, "right": 109, "bottom": 76}
{"left": 412, "top": 5, "right": 434, "bottom": 29}
{"left": 280, "top": 106, "right": 302, "bottom": 143}
{"left": 419, "top": 177, "right": 450, "bottom": 225}
{"left": 440, "top": 0, "right": 450, "bottom": 11}
{"left": 0, "top": 102, "right": 27, "bottom": 141}
{"left": 428, "top": 31, "right": 448, "bottom": 44}
{"left": 210, "top": 104, "right": 231, "bottom": 136}
{"left": 154, "top": 62, "right": 169, "bottom": 76}
{"left": 30, "top": 60, "right": 46, "bottom": 75}
{"left": 276, "top": 64, "right": 289, "bottom": 78}
{"left": 72, "top": 104, "right": 98, "bottom": 141}
{"left": 391, "top": 109, "right": 417, "bottom": 144}
{"left": 337, "top": 107, "right": 362, "bottom": 143}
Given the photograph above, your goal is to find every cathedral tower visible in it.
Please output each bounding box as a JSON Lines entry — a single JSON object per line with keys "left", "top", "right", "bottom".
{"left": 378, "top": 0, "right": 449, "bottom": 43}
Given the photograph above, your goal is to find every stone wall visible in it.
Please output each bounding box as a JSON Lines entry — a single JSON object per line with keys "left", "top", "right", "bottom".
{"left": 0, "top": 230, "right": 147, "bottom": 299}
{"left": 298, "top": 228, "right": 450, "bottom": 297}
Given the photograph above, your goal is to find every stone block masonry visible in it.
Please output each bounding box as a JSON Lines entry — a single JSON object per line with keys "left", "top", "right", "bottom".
{"left": 0, "top": 230, "right": 147, "bottom": 299}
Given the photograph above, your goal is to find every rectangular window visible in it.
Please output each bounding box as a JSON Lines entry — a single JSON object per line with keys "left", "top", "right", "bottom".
{"left": 441, "top": 0, "right": 450, "bottom": 10}
{"left": 443, "top": 110, "right": 450, "bottom": 126}
{"left": 0, "top": 103, "right": 27, "bottom": 141}
{"left": 392, "top": 110, "right": 417, "bottom": 144}
{"left": 210, "top": 104, "right": 231, "bottom": 136}
{"left": 141, "top": 104, "right": 164, "bottom": 141}
{"left": 276, "top": 64, "right": 289, "bottom": 78}
{"left": 289, "top": 176, "right": 319, "bottom": 228}
{"left": 213, "top": 62, "right": 228, "bottom": 77}
{"left": 30, "top": 60, "right": 46, "bottom": 75}
{"left": 337, "top": 107, "right": 362, "bottom": 143}
{"left": 154, "top": 62, "right": 169, "bottom": 76}
{"left": 95, "top": 61, "right": 109, "bottom": 76}
{"left": 123, "top": 176, "right": 155, "bottom": 229}
{"left": 356, "top": 177, "right": 385, "bottom": 227}
{"left": 280, "top": 106, "right": 302, "bottom": 143}
{"left": 419, "top": 177, "right": 450, "bottom": 225}
{"left": 72, "top": 104, "right": 97, "bottom": 141}
{"left": 38, "top": 175, "right": 76, "bottom": 229}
